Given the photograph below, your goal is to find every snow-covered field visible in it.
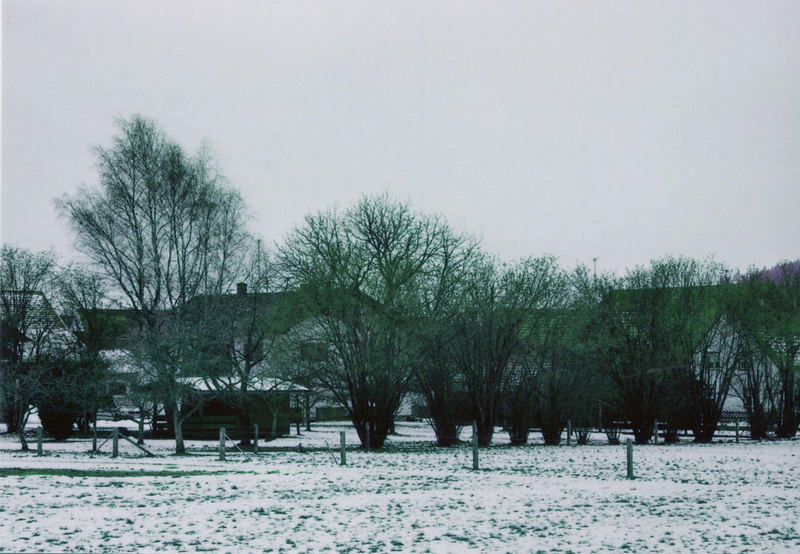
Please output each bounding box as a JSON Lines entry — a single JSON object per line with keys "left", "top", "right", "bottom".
{"left": 1, "top": 421, "right": 799, "bottom": 553}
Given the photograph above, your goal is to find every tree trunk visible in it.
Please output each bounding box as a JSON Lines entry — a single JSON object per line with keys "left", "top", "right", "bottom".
{"left": 172, "top": 404, "right": 185, "bottom": 454}
{"left": 3, "top": 405, "right": 19, "bottom": 434}
{"left": 304, "top": 393, "right": 311, "bottom": 431}
{"left": 238, "top": 401, "right": 252, "bottom": 447}
{"left": 16, "top": 410, "right": 28, "bottom": 451}
{"left": 631, "top": 419, "right": 654, "bottom": 445}
{"left": 432, "top": 421, "right": 461, "bottom": 447}
{"left": 426, "top": 395, "right": 462, "bottom": 446}
{"left": 164, "top": 403, "right": 175, "bottom": 438}
{"left": 540, "top": 423, "right": 562, "bottom": 446}
{"left": 748, "top": 407, "right": 769, "bottom": 440}
{"left": 507, "top": 414, "right": 531, "bottom": 446}
{"left": 691, "top": 400, "right": 722, "bottom": 443}
{"left": 353, "top": 416, "right": 391, "bottom": 449}
{"left": 476, "top": 415, "right": 494, "bottom": 447}
{"left": 152, "top": 403, "right": 160, "bottom": 436}
{"left": 776, "top": 380, "right": 797, "bottom": 438}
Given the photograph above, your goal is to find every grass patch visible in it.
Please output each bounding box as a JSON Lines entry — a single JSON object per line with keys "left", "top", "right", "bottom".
{"left": 0, "top": 467, "right": 256, "bottom": 478}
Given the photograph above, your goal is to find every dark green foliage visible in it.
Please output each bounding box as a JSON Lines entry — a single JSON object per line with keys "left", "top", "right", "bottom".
{"left": 453, "top": 256, "right": 565, "bottom": 447}
{"left": 280, "top": 196, "right": 453, "bottom": 449}
{"left": 37, "top": 405, "right": 79, "bottom": 441}
{"left": 593, "top": 257, "right": 728, "bottom": 444}
{"left": 34, "top": 352, "right": 109, "bottom": 441}
{"left": 752, "top": 264, "right": 800, "bottom": 438}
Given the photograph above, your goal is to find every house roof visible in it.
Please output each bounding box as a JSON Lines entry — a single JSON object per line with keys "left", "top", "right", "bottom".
{"left": 76, "top": 308, "right": 140, "bottom": 350}
{"left": 0, "top": 289, "right": 64, "bottom": 337}
{"left": 178, "top": 376, "right": 310, "bottom": 393}
{"left": 182, "top": 288, "right": 317, "bottom": 334}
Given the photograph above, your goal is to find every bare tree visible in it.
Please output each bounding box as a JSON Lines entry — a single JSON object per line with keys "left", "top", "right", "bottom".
{"left": 530, "top": 310, "right": 593, "bottom": 446}
{"left": 280, "top": 196, "right": 447, "bottom": 449}
{"left": 451, "top": 256, "right": 564, "bottom": 446}
{"left": 686, "top": 313, "right": 742, "bottom": 442}
{"left": 504, "top": 283, "right": 574, "bottom": 447}
{"left": 409, "top": 228, "right": 478, "bottom": 446}
{"left": 596, "top": 257, "right": 726, "bottom": 444}
{"left": 754, "top": 262, "right": 800, "bottom": 438}
{"left": 0, "top": 246, "right": 62, "bottom": 449}
{"left": 56, "top": 264, "right": 114, "bottom": 436}
{"left": 58, "top": 115, "right": 249, "bottom": 454}
{"left": 193, "top": 245, "right": 306, "bottom": 444}
{"left": 731, "top": 344, "right": 776, "bottom": 440}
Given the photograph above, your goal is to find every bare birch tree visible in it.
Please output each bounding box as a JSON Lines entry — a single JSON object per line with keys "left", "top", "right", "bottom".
{"left": 58, "top": 115, "right": 249, "bottom": 453}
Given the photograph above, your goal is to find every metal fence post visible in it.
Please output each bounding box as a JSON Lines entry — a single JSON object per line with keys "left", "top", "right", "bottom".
{"left": 112, "top": 428, "right": 119, "bottom": 458}
{"left": 340, "top": 431, "right": 346, "bottom": 466}
{"left": 219, "top": 427, "right": 226, "bottom": 461}
{"left": 37, "top": 427, "right": 43, "bottom": 456}
{"left": 253, "top": 424, "right": 259, "bottom": 455}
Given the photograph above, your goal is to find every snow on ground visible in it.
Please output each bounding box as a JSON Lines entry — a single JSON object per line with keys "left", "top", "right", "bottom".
{"left": 1, "top": 422, "right": 799, "bottom": 553}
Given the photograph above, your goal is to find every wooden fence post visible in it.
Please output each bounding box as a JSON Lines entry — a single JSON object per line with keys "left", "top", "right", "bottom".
{"left": 112, "top": 428, "right": 119, "bottom": 458}
{"left": 219, "top": 427, "right": 226, "bottom": 461}
{"left": 365, "top": 426, "right": 370, "bottom": 450}
{"left": 37, "top": 427, "right": 43, "bottom": 456}
{"left": 626, "top": 438, "right": 634, "bottom": 479}
{"left": 653, "top": 421, "right": 659, "bottom": 445}
{"left": 566, "top": 419, "right": 572, "bottom": 446}
{"left": 253, "top": 424, "right": 259, "bottom": 455}
{"left": 138, "top": 418, "right": 145, "bottom": 446}
{"left": 472, "top": 421, "right": 479, "bottom": 470}
{"left": 92, "top": 416, "right": 98, "bottom": 452}
{"left": 340, "top": 431, "right": 346, "bottom": 466}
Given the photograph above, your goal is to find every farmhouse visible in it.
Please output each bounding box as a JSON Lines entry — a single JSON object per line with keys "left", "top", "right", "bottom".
{"left": 74, "top": 284, "right": 317, "bottom": 440}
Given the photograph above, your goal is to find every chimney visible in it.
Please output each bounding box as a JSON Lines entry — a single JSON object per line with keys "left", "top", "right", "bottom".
{"left": 236, "top": 282, "right": 247, "bottom": 296}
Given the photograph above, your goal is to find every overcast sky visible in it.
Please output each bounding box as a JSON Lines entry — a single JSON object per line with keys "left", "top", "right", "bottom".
{"left": 2, "top": 1, "right": 798, "bottom": 275}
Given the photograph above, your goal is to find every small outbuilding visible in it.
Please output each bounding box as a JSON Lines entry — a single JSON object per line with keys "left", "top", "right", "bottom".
{"left": 178, "top": 377, "right": 310, "bottom": 440}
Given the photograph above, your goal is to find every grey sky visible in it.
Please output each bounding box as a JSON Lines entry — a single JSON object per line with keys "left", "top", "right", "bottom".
{"left": 2, "top": 1, "right": 798, "bottom": 275}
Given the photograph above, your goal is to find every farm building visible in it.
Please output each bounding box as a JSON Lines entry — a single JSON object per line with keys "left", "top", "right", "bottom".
{"left": 177, "top": 377, "right": 310, "bottom": 440}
